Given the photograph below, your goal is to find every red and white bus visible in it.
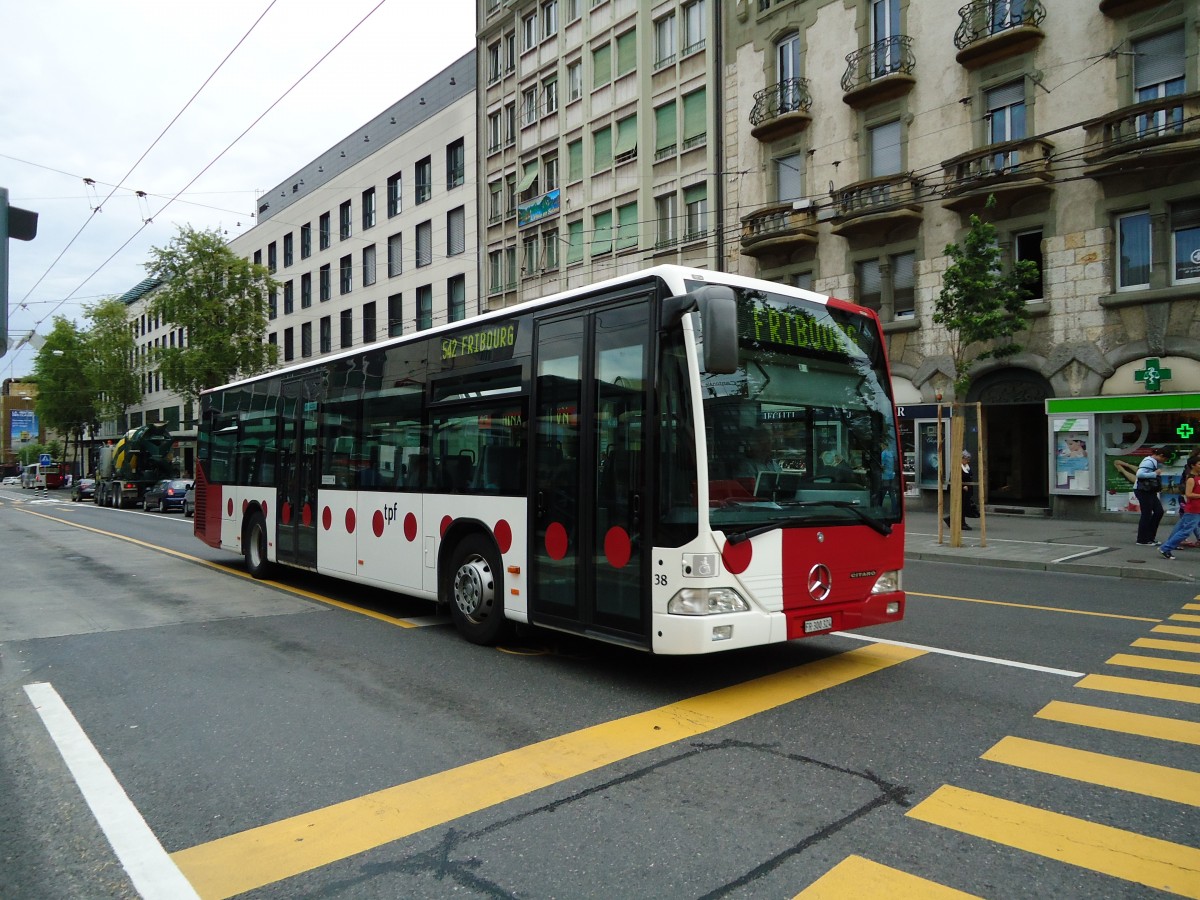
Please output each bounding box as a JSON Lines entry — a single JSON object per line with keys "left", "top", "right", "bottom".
{"left": 22, "top": 462, "right": 64, "bottom": 490}
{"left": 194, "top": 266, "right": 904, "bottom": 653}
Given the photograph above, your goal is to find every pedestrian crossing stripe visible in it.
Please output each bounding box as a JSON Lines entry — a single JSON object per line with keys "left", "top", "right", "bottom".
{"left": 982, "top": 735, "right": 1200, "bottom": 807}
{"left": 794, "top": 855, "right": 981, "bottom": 899}
{"left": 1155, "top": 624, "right": 1200, "bottom": 638}
{"left": 1035, "top": 700, "right": 1200, "bottom": 746}
{"left": 1132, "top": 638, "right": 1200, "bottom": 655}
{"left": 908, "top": 786, "right": 1200, "bottom": 897}
{"left": 1076, "top": 673, "right": 1200, "bottom": 704}
{"left": 1170, "top": 614, "right": 1200, "bottom": 624}
{"left": 1106, "top": 653, "right": 1200, "bottom": 677}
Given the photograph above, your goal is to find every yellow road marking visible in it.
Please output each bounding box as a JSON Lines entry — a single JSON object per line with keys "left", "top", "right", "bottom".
{"left": 19, "top": 507, "right": 422, "bottom": 628}
{"left": 1036, "top": 700, "right": 1200, "bottom": 746}
{"left": 1184, "top": 603, "right": 1200, "bottom": 610}
{"left": 983, "top": 736, "right": 1200, "bottom": 806}
{"left": 1107, "top": 653, "right": 1200, "bottom": 677}
{"left": 1076, "top": 674, "right": 1200, "bottom": 705}
{"left": 794, "top": 854, "right": 980, "bottom": 899}
{"left": 908, "top": 592, "right": 1158, "bottom": 623}
{"left": 1156, "top": 625, "right": 1200, "bottom": 638}
{"left": 171, "top": 643, "right": 924, "bottom": 899}
{"left": 1171, "top": 614, "right": 1200, "bottom": 623}
{"left": 1133, "top": 638, "right": 1200, "bottom": 655}
{"left": 908, "top": 786, "right": 1200, "bottom": 897}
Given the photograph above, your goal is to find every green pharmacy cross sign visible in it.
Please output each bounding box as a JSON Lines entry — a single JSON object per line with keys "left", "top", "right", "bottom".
{"left": 1134, "top": 358, "right": 1172, "bottom": 393}
{"left": 1180, "top": 423, "right": 1196, "bottom": 440}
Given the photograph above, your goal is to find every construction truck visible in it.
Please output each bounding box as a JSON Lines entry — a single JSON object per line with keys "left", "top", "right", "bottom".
{"left": 94, "top": 424, "right": 178, "bottom": 508}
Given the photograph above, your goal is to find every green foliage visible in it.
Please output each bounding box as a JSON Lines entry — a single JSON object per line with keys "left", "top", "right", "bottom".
{"left": 934, "top": 197, "right": 1038, "bottom": 395}
{"left": 145, "top": 226, "right": 278, "bottom": 405}
{"left": 32, "top": 317, "right": 96, "bottom": 468}
{"left": 83, "top": 296, "right": 140, "bottom": 424}
{"left": 18, "top": 442, "right": 62, "bottom": 465}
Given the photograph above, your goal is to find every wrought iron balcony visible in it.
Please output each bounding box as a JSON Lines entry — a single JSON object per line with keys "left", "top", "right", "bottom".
{"left": 1081, "top": 91, "right": 1200, "bottom": 180}
{"left": 740, "top": 202, "right": 818, "bottom": 258}
{"left": 841, "top": 36, "right": 916, "bottom": 109}
{"left": 749, "top": 77, "right": 813, "bottom": 142}
{"left": 954, "top": 0, "right": 1046, "bottom": 69}
{"left": 830, "top": 173, "right": 922, "bottom": 240}
{"left": 940, "top": 136, "right": 1055, "bottom": 214}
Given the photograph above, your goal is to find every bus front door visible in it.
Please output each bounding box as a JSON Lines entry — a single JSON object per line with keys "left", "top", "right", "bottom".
{"left": 531, "top": 301, "right": 650, "bottom": 646}
{"left": 276, "top": 405, "right": 318, "bottom": 569}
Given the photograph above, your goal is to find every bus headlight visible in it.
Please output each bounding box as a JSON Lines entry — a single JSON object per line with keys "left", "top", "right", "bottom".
{"left": 871, "top": 570, "right": 902, "bottom": 594}
{"left": 668, "top": 588, "right": 749, "bottom": 616}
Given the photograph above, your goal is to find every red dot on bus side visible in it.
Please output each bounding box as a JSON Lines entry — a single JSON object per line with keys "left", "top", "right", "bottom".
{"left": 373, "top": 509, "right": 384, "bottom": 537}
{"left": 302, "top": 504, "right": 312, "bottom": 527}
{"left": 604, "top": 527, "right": 631, "bottom": 569}
{"left": 227, "top": 498, "right": 234, "bottom": 517}
{"left": 404, "top": 512, "right": 417, "bottom": 542}
{"left": 440, "top": 515, "right": 452, "bottom": 537}
{"left": 722, "top": 540, "right": 753, "bottom": 575}
{"left": 281, "top": 502, "right": 291, "bottom": 525}
{"left": 545, "top": 522, "right": 568, "bottom": 560}
{"left": 494, "top": 519, "right": 512, "bottom": 554}
{"left": 346, "top": 508, "right": 356, "bottom": 533}
{"left": 322, "top": 506, "right": 332, "bottom": 530}
{"left": 262, "top": 501, "right": 268, "bottom": 518}
{"left": 242, "top": 499, "right": 249, "bottom": 514}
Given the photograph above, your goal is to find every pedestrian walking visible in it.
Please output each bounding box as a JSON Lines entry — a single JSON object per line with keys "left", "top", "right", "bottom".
{"left": 1134, "top": 447, "right": 1169, "bottom": 546}
{"left": 944, "top": 449, "right": 974, "bottom": 531}
{"left": 1160, "top": 455, "right": 1200, "bottom": 560}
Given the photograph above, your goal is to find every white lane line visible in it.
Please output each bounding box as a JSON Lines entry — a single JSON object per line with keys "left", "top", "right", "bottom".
{"left": 23, "top": 682, "right": 199, "bottom": 900}
{"left": 832, "top": 632, "right": 1084, "bottom": 677}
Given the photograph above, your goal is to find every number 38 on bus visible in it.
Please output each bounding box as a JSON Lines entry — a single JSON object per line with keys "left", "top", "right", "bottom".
{"left": 194, "top": 266, "right": 905, "bottom": 654}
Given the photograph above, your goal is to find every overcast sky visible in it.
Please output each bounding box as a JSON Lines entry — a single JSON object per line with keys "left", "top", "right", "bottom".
{"left": 1, "top": 0, "right": 476, "bottom": 379}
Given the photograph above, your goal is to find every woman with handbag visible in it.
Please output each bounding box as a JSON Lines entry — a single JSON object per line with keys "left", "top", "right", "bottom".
{"left": 1134, "top": 447, "right": 1169, "bottom": 546}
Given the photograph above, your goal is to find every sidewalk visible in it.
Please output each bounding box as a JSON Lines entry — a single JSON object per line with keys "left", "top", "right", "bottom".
{"left": 904, "top": 509, "right": 1198, "bottom": 583}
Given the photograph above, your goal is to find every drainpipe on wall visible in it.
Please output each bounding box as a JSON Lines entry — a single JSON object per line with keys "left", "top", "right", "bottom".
{"left": 713, "top": 0, "right": 725, "bottom": 274}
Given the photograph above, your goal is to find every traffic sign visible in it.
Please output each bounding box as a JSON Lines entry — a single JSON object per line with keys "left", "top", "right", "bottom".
{"left": 39, "top": 453, "right": 52, "bottom": 466}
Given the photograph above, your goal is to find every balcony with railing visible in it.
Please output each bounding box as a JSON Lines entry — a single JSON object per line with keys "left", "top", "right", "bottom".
{"left": 740, "top": 202, "right": 819, "bottom": 258}
{"left": 829, "top": 173, "right": 922, "bottom": 240}
{"left": 954, "top": 0, "right": 1046, "bottom": 70}
{"left": 841, "top": 36, "right": 916, "bottom": 109}
{"left": 1081, "top": 92, "right": 1200, "bottom": 181}
{"left": 940, "top": 136, "right": 1055, "bottom": 214}
{"left": 749, "top": 77, "right": 813, "bottom": 143}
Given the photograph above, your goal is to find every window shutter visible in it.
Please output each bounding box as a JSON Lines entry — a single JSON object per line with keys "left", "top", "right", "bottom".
{"left": 447, "top": 208, "right": 465, "bottom": 256}
{"left": 617, "top": 202, "right": 638, "bottom": 249}
{"left": 593, "top": 43, "right": 611, "bottom": 88}
{"left": 682, "top": 89, "right": 706, "bottom": 141}
{"left": 517, "top": 161, "right": 539, "bottom": 192}
{"left": 592, "top": 210, "right": 612, "bottom": 255}
{"left": 616, "top": 30, "right": 637, "bottom": 75}
{"left": 655, "top": 102, "right": 677, "bottom": 152}
{"left": 567, "top": 220, "right": 584, "bottom": 263}
{"left": 870, "top": 120, "right": 902, "bottom": 177}
{"left": 594, "top": 126, "right": 612, "bottom": 169}
{"left": 1134, "top": 29, "right": 1185, "bottom": 89}
{"left": 615, "top": 115, "right": 637, "bottom": 157}
{"left": 777, "top": 153, "right": 803, "bottom": 203}
{"left": 986, "top": 80, "right": 1024, "bottom": 110}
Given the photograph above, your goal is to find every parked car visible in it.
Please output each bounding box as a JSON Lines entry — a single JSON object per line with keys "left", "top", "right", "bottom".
{"left": 143, "top": 479, "right": 192, "bottom": 513}
{"left": 183, "top": 484, "right": 195, "bottom": 518}
{"left": 71, "top": 478, "right": 96, "bottom": 501}
{"left": 1, "top": 475, "right": 20, "bottom": 486}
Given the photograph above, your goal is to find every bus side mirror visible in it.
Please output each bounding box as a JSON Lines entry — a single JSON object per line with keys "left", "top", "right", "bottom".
{"left": 662, "top": 285, "right": 738, "bottom": 374}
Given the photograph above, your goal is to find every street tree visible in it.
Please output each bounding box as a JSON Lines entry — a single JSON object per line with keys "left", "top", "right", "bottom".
{"left": 144, "top": 226, "right": 278, "bottom": 406}
{"left": 934, "top": 197, "right": 1038, "bottom": 396}
{"left": 31, "top": 317, "right": 96, "bottom": 473}
{"left": 83, "top": 296, "right": 140, "bottom": 429}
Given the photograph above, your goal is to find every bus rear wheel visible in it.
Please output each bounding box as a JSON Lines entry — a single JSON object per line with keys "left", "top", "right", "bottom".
{"left": 446, "top": 535, "right": 508, "bottom": 645}
{"left": 244, "top": 512, "right": 274, "bottom": 579}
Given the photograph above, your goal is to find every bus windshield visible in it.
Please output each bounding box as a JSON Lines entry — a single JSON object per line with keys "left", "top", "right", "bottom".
{"left": 694, "top": 283, "right": 901, "bottom": 532}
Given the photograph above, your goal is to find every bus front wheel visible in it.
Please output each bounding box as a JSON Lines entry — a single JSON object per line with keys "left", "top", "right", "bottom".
{"left": 446, "top": 535, "right": 508, "bottom": 645}
{"left": 244, "top": 512, "right": 274, "bottom": 579}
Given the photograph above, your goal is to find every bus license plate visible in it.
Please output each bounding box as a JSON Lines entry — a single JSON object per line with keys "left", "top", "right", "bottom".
{"left": 804, "top": 616, "right": 833, "bottom": 633}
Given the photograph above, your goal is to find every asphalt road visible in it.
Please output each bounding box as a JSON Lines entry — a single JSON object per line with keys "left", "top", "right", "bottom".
{"left": 2, "top": 488, "right": 1198, "bottom": 899}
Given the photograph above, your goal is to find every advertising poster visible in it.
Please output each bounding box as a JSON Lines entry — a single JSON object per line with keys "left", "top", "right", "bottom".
{"left": 10, "top": 409, "right": 37, "bottom": 449}
{"left": 1054, "top": 432, "right": 1091, "bottom": 492}
{"left": 1106, "top": 451, "right": 1183, "bottom": 514}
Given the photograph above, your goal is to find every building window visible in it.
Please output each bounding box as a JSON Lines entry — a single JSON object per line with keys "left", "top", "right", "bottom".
{"left": 616, "top": 201, "right": 638, "bottom": 250}
{"left": 566, "top": 0, "right": 580, "bottom": 21}
{"left": 319, "top": 212, "right": 331, "bottom": 250}
{"left": 340, "top": 309, "right": 353, "bottom": 348}
{"left": 283, "top": 280, "right": 294, "bottom": 315}
{"left": 340, "top": 254, "right": 353, "bottom": 294}
{"left": 683, "top": 0, "right": 706, "bottom": 55}
{"left": 489, "top": 180, "right": 503, "bottom": 224}
{"left": 283, "top": 232, "right": 294, "bottom": 267}
{"left": 522, "top": 232, "right": 539, "bottom": 275}
{"left": 592, "top": 209, "right": 613, "bottom": 256}
{"left": 543, "top": 77, "right": 558, "bottom": 116}
{"left": 320, "top": 316, "right": 331, "bottom": 353}
{"left": 487, "top": 41, "right": 502, "bottom": 83}
{"left": 655, "top": 193, "right": 678, "bottom": 247}
{"left": 1117, "top": 201, "right": 1200, "bottom": 290}
{"left": 519, "top": 160, "right": 539, "bottom": 201}
{"left": 301, "top": 272, "right": 312, "bottom": 308}
{"left": 416, "top": 285, "right": 433, "bottom": 330}
{"left": 415, "top": 156, "right": 432, "bottom": 204}
{"left": 300, "top": 222, "right": 311, "bottom": 259}
{"left": 1117, "top": 211, "right": 1150, "bottom": 290}
{"left": 684, "top": 183, "right": 708, "bottom": 239}
{"left": 777, "top": 153, "right": 804, "bottom": 202}
{"left": 268, "top": 288, "right": 277, "bottom": 320}
{"left": 388, "top": 293, "right": 403, "bottom": 337}
{"left": 869, "top": 120, "right": 902, "bottom": 177}
{"left": 488, "top": 111, "right": 503, "bottom": 153}
{"left": 448, "top": 275, "right": 467, "bottom": 322}
{"left": 614, "top": 114, "right": 637, "bottom": 163}
{"left": 567, "top": 60, "right": 582, "bottom": 102}
{"left": 1015, "top": 229, "right": 1044, "bottom": 300}
{"left": 301, "top": 322, "right": 312, "bottom": 358}
{"left": 388, "top": 232, "right": 403, "bottom": 277}
{"left": 986, "top": 81, "right": 1025, "bottom": 172}
{"left": 857, "top": 251, "right": 915, "bottom": 318}
{"left": 682, "top": 88, "right": 706, "bottom": 149}
{"left": 568, "top": 139, "right": 583, "bottom": 182}
{"left": 416, "top": 220, "right": 432, "bottom": 268}
{"left": 542, "top": 0, "right": 558, "bottom": 38}
{"left": 363, "top": 244, "right": 377, "bottom": 286}
{"left": 616, "top": 29, "right": 637, "bottom": 77}
{"left": 267, "top": 241, "right": 277, "bottom": 272}
{"left": 447, "top": 206, "right": 466, "bottom": 256}
{"left": 320, "top": 264, "right": 331, "bottom": 301}
{"left": 543, "top": 155, "right": 559, "bottom": 192}
{"left": 777, "top": 33, "right": 802, "bottom": 112}
{"left": 1172, "top": 200, "right": 1200, "bottom": 284}
{"left": 504, "top": 103, "right": 516, "bottom": 145}
{"left": 593, "top": 124, "right": 612, "bottom": 170}
{"left": 523, "top": 12, "right": 538, "bottom": 51}
{"left": 1133, "top": 29, "right": 1185, "bottom": 136}
{"left": 523, "top": 87, "right": 539, "bottom": 126}
{"left": 253, "top": 250, "right": 262, "bottom": 268}
{"left": 655, "top": 101, "right": 677, "bottom": 161}
{"left": 505, "top": 31, "right": 516, "bottom": 71}
{"left": 489, "top": 249, "right": 504, "bottom": 294}
{"left": 543, "top": 228, "right": 559, "bottom": 270}
{"left": 363, "top": 302, "right": 376, "bottom": 344}
{"left": 592, "top": 43, "right": 611, "bottom": 89}
{"left": 360, "top": 188, "right": 375, "bottom": 230}
{"left": 446, "top": 138, "right": 465, "bottom": 189}
{"left": 339, "top": 201, "right": 352, "bottom": 240}
{"left": 566, "top": 220, "right": 584, "bottom": 264}
{"left": 284, "top": 327, "right": 294, "bottom": 362}
{"left": 871, "top": 0, "right": 902, "bottom": 77}
{"left": 655, "top": 13, "right": 676, "bottom": 68}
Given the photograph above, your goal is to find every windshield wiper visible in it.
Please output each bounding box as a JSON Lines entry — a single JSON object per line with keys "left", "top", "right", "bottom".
{"left": 724, "top": 500, "right": 892, "bottom": 544}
